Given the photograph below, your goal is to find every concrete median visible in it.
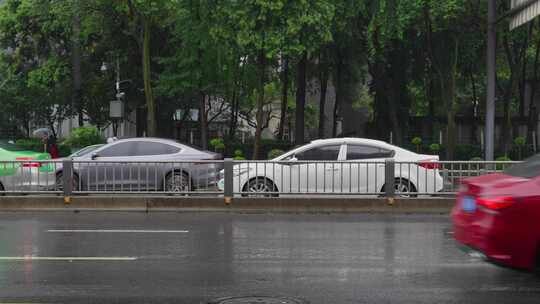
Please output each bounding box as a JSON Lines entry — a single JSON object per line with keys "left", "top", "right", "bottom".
{"left": 0, "top": 196, "right": 455, "bottom": 213}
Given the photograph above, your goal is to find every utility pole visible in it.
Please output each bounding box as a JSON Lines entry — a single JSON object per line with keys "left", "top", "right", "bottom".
{"left": 485, "top": 0, "right": 496, "bottom": 161}
{"left": 484, "top": 0, "right": 540, "bottom": 160}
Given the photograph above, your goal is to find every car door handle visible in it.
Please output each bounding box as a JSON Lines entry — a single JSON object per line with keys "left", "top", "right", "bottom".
{"left": 325, "top": 168, "right": 339, "bottom": 171}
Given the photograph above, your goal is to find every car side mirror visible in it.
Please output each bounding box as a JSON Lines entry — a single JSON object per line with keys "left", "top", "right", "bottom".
{"left": 91, "top": 153, "right": 99, "bottom": 160}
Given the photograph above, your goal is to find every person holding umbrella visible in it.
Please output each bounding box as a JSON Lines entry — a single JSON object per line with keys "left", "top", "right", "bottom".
{"left": 33, "top": 128, "right": 59, "bottom": 159}
{"left": 45, "top": 133, "right": 59, "bottom": 159}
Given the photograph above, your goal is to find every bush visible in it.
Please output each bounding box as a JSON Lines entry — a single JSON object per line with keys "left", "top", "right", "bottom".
{"left": 57, "top": 143, "right": 72, "bottom": 157}
{"left": 63, "top": 127, "right": 105, "bottom": 149}
{"left": 411, "top": 137, "right": 422, "bottom": 153}
{"left": 16, "top": 138, "right": 75, "bottom": 157}
{"left": 514, "top": 136, "right": 526, "bottom": 147}
{"left": 267, "top": 149, "right": 285, "bottom": 159}
{"left": 514, "top": 136, "right": 526, "bottom": 160}
{"left": 429, "top": 143, "right": 441, "bottom": 154}
{"left": 469, "top": 157, "right": 483, "bottom": 161}
{"left": 454, "top": 144, "right": 482, "bottom": 160}
{"left": 210, "top": 138, "right": 225, "bottom": 152}
{"left": 496, "top": 155, "right": 512, "bottom": 170}
{"left": 496, "top": 155, "right": 511, "bottom": 161}
{"left": 225, "top": 138, "right": 293, "bottom": 159}
{"left": 233, "top": 149, "right": 246, "bottom": 160}
{"left": 15, "top": 138, "right": 44, "bottom": 152}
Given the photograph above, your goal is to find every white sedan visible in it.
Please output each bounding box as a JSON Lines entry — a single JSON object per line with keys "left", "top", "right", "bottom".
{"left": 219, "top": 138, "right": 444, "bottom": 196}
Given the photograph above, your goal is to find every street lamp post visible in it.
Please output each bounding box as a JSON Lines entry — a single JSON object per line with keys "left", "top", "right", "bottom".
{"left": 101, "top": 58, "right": 127, "bottom": 137}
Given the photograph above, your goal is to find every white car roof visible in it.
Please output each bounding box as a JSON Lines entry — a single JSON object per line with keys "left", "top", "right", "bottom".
{"left": 310, "top": 137, "right": 393, "bottom": 148}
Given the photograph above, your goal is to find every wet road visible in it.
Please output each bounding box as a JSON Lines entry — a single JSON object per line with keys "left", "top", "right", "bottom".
{"left": 0, "top": 212, "right": 537, "bottom": 304}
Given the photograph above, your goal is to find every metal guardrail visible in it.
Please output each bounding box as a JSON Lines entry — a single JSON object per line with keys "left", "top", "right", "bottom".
{"left": 0, "top": 159, "right": 522, "bottom": 198}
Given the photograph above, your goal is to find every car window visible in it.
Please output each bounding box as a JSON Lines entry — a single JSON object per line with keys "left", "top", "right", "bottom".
{"left": 347, "top": 145, "right": 394, "bottom": 160}
{"left": 504, "top": 154, "right": 540, "bottom": 178}
{"left": 295, "top": 145, "right": 341, "bottom": 161}
{"left": 98, "top": 142, "right": 137, "bottom": 157}
{"left": 71, "top": 145, "right": 103, "bottom": 157}
{"left": 133, "top": 142, "right": 181, "bottom": 156}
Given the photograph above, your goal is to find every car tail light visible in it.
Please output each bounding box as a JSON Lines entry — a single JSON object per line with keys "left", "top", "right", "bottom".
{"left": 477, "top": 196, "right": 516, "bottom": 211}
{"left": 419, "top": 160, "right": 440, "bottom": 170}
{"left": 16, "top": 157, "right": 41, "bottom": 168}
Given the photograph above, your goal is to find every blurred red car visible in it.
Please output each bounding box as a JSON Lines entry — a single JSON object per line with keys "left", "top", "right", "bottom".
{"left": 452, "top": 155, "right": 540, "bottom": 270}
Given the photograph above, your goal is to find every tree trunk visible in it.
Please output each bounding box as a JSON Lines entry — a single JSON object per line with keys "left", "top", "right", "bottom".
{"left": 500, "top": 33, "right": 523, "bottom": 155}
{"left": 253, "top": 50, "right": 266, "bottom": 160}
{"left": 333, "top": 61, "right": 341, "bottom": 137}
{"left": 199, "top": 94, "right": 208, "bottom": 150}
{"left": 528, "top": 19, "right": 540, "bottom": 144}
{"left": 295, "top": 52, "right": 307, "bottom": 145}
{"left": 439, "top": 36, "right": 459, "bottom": 160}
{"left": 470, "top": 72, "right": 478, "bottom": 144}
{"left": 226, "top": 90, "right": 238, "bottom": 155}
{"left": 142, "top": 19, "right": 156, "bottom": 137}
{"left": 501, "top": 102, "right": 513, "bottom": 156}
{"left": 72, "top": 0, "right": 83, "bottom": 127}
{"left": 423, "top": 1, "right": 435, "bottom": 142}
{"left": 388, "top": 97, "right": 402, "bottom": 145}
{"left": 278, "top": 56, "right": 289, "bottom": 140}
{"left": 519, "top": 23, "right": 533, "bottom": 119}
{"left": 318, "top": 64, "right": 329, "bottom": 139}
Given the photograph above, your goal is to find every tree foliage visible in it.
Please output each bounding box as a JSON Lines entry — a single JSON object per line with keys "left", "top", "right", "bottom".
{"left": 0, "top": 0, "right": 538, "bottom": 159}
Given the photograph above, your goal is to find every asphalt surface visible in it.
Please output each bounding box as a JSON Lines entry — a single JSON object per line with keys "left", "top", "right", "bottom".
{"left": 0, "top": 212, "right": 537, "bottom": 304}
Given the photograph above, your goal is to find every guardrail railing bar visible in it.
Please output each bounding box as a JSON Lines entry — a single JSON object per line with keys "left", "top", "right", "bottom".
{"left": 62, "top": 159, "right": 72, "bottom": 198}
{"left": 0, "top": 159, "right": 523, "bottom": 196}
{"left": 385, "top": 159, "right": 395, "bottom": 197}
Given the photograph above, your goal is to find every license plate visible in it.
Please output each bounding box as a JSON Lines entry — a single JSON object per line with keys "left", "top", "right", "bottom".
{"left": 462, "top": 196, "right": 476, "bottom": 212}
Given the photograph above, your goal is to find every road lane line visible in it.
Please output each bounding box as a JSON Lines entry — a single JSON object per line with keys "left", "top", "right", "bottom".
{"left": 0, "top": 256, "right": 137, "bottom": 261}
{"left": 0, "top": 303, "right": 49, "bottom": 304}
{"left": 47, "top": 229, "right": 189, "bottom": 233}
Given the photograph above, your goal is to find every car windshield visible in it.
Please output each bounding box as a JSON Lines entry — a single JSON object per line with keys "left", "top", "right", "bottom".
{"left": 504, "top": 154, "right": 540, "bottom": 178}
{"left": 71, "top": 145, "right": 103, "bottom": 157}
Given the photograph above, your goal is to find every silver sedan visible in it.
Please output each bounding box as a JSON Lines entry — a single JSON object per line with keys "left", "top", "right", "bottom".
{"left": 56, "top": 138, "right": 222, "bottom": 193}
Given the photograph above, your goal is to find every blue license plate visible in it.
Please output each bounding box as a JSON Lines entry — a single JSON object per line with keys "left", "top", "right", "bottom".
{"left": 462, "top": 196, "right": 476, "bottom": 212}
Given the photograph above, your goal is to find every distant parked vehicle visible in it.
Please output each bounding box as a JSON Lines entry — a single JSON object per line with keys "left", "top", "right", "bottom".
{"left": 0, "top": 141, "right": 55, "bottom": 192}
{"left": 218, "top": 138, "right": 444, "bottom": 196}
{"left": 55, "top": 138, "right": 222, "bottom": 192}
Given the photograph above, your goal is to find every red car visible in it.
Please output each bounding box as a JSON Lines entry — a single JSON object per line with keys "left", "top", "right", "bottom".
{"left": 452, "top": 156, "right": 540, "bottom": 270}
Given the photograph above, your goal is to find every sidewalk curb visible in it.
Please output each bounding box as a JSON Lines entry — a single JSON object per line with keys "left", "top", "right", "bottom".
{"left": 0, "top": 196, "right": 455, "bottom": 213}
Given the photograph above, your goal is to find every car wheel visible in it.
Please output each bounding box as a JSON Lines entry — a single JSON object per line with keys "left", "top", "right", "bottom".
{"left": 244, "top": 178, "right": 277, "bottom": 197}
{"left": 56, "top": 172, "right": 80, "bottom": 192}
{"left": 394, "top": 178, "right": 417, "bottom": 197}
{"left": 165, "top": 172, "right": 190, "bottom": 194}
